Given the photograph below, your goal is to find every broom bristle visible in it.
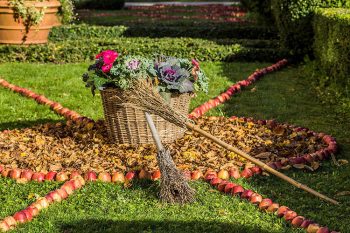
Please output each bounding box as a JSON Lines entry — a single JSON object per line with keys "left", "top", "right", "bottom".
{"left": 157, "top": 149, "right": 195, "bottom": 204}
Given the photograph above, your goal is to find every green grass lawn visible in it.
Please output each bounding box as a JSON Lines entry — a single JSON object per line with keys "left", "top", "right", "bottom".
{"left": 0, "top": 62, "right": 349, "bottom": 232}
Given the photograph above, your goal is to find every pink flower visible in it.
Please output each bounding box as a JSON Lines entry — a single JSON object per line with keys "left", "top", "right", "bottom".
{"left": 192, "top": 59, "right": 200, "bottom": 69}
{"left": 96, "top": 50, "right": 118, "bottom": 73}
{"left": 102, "top": 63, "right": 113, "bottom": 73}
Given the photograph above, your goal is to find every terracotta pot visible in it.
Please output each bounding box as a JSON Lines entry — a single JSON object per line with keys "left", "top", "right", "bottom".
{"left": 0, "top": 0, "right": 61, "bottom": 44}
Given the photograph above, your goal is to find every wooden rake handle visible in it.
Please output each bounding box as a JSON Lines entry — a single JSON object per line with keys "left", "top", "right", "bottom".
{"left": 185, "top": 122, "right": 339, "bottom": 205}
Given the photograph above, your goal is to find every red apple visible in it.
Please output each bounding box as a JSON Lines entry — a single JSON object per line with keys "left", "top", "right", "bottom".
{"left": 26, "top": 206, "right": 39, "bottom": 217}
{"left": 112, "top": 172, "right": 125, "bottom": 183}
{"left": 228, "top": 168, "right": 241, "bottom": 179}
{"left": 70, "top": 171, "right": 80, "bottom": 180}
{"left": 250, "top": 193, "right": 263, "bottom": 204}
{"left": 217, "top": 169, "right": 229, "bottom": 180}
{"left": 217, "top": 181, "right": 229, "bottom": 192}
{"left": 277, "top": 206, "right": 290, "bottom": 217}
{"left": 3, "top": 216, "right": 16, "bottom": 228}
{"left": 21, "top": 169, "right": 33, "bottom": 181}
{"left": 291, "top": 216, "right": 305, "bottom": 227}
{"left": 204, "top": 169, "right": 217, "bottom": 178}
{"left": 266, "top": 203, "right": 280, "bottom": 213}
{"left": 0, "top": 221, "right": 10, "bottom": 232}
{"left": 10, "top": 168, "right": 22, "bottom": 180}
{"left": 250, "top": 166, "right": 262, "bottom": 175}
{"left": 71, "top": 178, "right": 83, "bottom": 189}
{"left": 258, "top": 198, "right": 273, "bottom": 210}
{"left": 73, "top": 175, "right": 85, "bottom": 186}
{"left": 151, "top": 170, "right": 160, "bottom": 181}
{"left": 32, "top": 172, "right": 45, "bottom": 182}
{"left": 22, "top": 209, "right": 33, "bottom": 221}
{"left": 307, "top": 224, "right": 321, "bottom": 233}
{"left": 301, "top": 220, "right": 314, "bottom": 229}
{"left": 0, "top": 165, "right": 3, "bottom": 173}
{"left": 210, "top": 177, "right": 222, "bottom": 186}
{"left": 13, "top": 211, "right": 27, "bottom": 223}
{"left": 316, "top": 227, "right": 330, "bottom": 233}
{"left": 61, "top": 182, "right": 74, "bottom": 195}
{"left": 241, "top": 190, "right": 254, "bottom": 199}
{"left": 56, "top": 188, "right": 68, "bottom": 199}
{"left": 241, "top": 169, "right": 253, "bottom": 179}
{"left": 138, "top": 169, "right": 151, "bottom": 179}
{"left": 45, "top": 171, "right": 57, "bottom": 181}
{"left": 56, "top": 172, "right": 69, "bottom": 182}
{"left": 284, "top": 210, "right": 297, "bottom": 221}
{"left": 48, "top": 191, "right": 62, "bottom": 202}
{"left": 232, "top": 185, "right": 244, "bottom": 195}
{"left": 191, "top": 170, "right": 203, "bottom": 180}
{"left": 224, "top": 182, "right": 236, "bottom": 193}
{"left": 29, "top": 202, "right": 43, "bottom": 211}
{"left": 36, "top": 197, "right": 49, "bottom": 209}
{"left": 98, "top": 172, "right": 111, "bottom": 182}
{"left": 84, "top": 171, "right": 97, "bottom": 182}
{"left": 45, "top": 194, "right": 54, "bottom": 204}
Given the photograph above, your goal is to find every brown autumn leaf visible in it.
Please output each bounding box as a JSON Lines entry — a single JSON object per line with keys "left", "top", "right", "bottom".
{"left": 293, "top": 164, "right": 305, "bottom": 169}
{"left": 338, "top": 159, "right": 349, "bottom": 166}
{"left": 311, "top": 162, "right": 320, "bottom": 170}
{"left": 273, "top": 126, "right": 286, "bottom": 136}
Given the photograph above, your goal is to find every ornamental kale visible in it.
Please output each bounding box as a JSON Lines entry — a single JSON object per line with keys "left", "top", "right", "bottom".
{"left": 154, "top": 57, "right": 208, "bottom": 93}
{"left": 82, "top": 50, "right": 208, "bottom": 95}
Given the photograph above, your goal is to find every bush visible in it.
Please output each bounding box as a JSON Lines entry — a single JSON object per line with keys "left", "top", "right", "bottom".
{"left": 123, "top": 24, "right": 278, "bottom": 40}
{"left": 78, "top": 20, "right": 278, "bottom": 40}
{"left": 313, "top": 8, "right": 350, "bottom": 112}
{"left": 0, "top": 37, "right": 285, "bottom": 63}
{"left": 49, "top": 24, "right": 127, "bottom": 41}
{"left": 74, "top": 0, "right": 125, "bottom": 10}
{"left": 270, "top": 0, "right": 350, "bottom": 57}
{"left": 240, "top": 0, "right": 274, "bottom": 23}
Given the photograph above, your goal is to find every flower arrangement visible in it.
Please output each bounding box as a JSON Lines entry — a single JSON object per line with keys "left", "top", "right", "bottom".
{"left": 82, "top": 50, "right": 208, "bottom": 96}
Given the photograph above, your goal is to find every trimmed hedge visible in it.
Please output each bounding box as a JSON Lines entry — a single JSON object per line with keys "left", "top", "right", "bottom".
{"left": 313, "top": 8, "right": 350, "bottom": 111}
{"left": 123, "top": 24, "right": 278, "bottom": 40}
{"left": 0, "top": 37, "right": 286, "bottom": 63}
{"left": 49, "top": 24, "right": 278, "bottom": 41}
{"left": 49, "top": 24, "right": 127, "bottom": 41}
{"left": 76, "top": 19, "right": 278, "bottom": 40}
{"left": 243, "top": 0, "right": 350, "bottom": 56}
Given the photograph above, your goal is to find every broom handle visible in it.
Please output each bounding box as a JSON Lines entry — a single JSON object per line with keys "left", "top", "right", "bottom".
{"left": 145, "top": 112, "right": 164, "bottom": 151}
{"left": 186, "top": 122, "right": 339, "bottom": 205}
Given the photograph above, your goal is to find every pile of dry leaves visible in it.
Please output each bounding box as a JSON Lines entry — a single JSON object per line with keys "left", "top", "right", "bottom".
{"left": 0, "top": 117, "right": 327, "bottom": 173}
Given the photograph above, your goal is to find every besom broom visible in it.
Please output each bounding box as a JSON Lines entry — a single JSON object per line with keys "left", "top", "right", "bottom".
{"left": 117, "top": 80, "right": 339, "bottom": 205}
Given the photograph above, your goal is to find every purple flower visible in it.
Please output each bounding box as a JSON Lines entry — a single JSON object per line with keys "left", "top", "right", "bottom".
{"left": 164, "top": 68, "right": 176, "bottom": 76}
{"left": 127, "top": 59, "right": 140, "bottom": 70}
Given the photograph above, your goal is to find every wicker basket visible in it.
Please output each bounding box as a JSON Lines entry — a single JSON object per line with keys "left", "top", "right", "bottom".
{"left": 100, "top": 88, "right": 191, "bottom": 144}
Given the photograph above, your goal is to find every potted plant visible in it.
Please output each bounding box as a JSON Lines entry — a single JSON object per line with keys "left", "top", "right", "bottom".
{"left": 82, "top": 50, "right": 208, "bottom": 144}
{"left": 0, "top": 0, "right": 74, "bottom": 44}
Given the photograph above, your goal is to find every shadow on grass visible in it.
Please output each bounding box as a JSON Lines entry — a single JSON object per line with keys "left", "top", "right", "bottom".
{"left": 0, "top": 119, "right": 63, "bottom": 131}
{"left": 60, "top": 219, "right": 276, "bottom": 233}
